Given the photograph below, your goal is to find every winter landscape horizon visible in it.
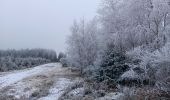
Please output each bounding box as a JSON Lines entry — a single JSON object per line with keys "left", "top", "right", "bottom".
{"left": 0, "top": 0, "right": 170, "bottom": 100}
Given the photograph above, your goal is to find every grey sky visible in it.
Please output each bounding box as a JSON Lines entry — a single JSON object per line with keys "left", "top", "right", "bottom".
{"left": 0, "top": 0, "right": 99, "bottom": 53}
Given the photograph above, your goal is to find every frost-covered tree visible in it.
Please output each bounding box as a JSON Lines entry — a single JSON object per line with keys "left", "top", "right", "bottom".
{"left": 66, "top": 0, "right": 170, "bottom": 93}
{"left": 127, "top": 42, "right": 170, "bottom": 90}
{"left": 58, "top": 52, "right": 66, "bottom": 62}
{"left": 99, "top": 0, "right": 170, "bottom": 51}
{"left": 0, "top": 49, "right": 56, "bottom": 72}
{"left": 96, "top": 45, "right": 129, "bottom": 84}
{"left": 0, "top": 49, "right": 57, "bottom": 61}
{"left": 67, "top": 19, "right": 99, "bottom": 74}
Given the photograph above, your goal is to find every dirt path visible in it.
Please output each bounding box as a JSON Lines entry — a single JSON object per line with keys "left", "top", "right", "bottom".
{"left": 0, "top": 63, "right": 81, "bottom": 100}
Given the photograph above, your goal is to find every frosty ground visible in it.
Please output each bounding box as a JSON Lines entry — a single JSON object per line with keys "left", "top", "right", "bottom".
{"left": 0, "top": 63, "right": 82, "bottom": 100}
{"left": 0, "top": 63, "right": 123, "bottom": 100}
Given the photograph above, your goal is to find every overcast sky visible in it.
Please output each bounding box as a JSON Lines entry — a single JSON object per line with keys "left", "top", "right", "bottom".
{"left": 0, "top": 0, "right": 100, "bottom": 53}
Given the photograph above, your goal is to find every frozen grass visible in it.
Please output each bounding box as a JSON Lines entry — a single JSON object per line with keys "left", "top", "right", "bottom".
{"left": 0, "top": 63, "right": 57, "bottom": 89}
{"left": 38, "top": 78, "right": 73, "bottom": 100}
{"left": 0, "top": 63, "right": 82, "bottom": 100}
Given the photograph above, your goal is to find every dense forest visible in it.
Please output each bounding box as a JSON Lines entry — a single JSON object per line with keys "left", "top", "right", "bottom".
{"left": 0, "top": 49, "right": 57, "bottom": 72}
{"left": 63, "top": 0, "right": 170, "bottom": 99}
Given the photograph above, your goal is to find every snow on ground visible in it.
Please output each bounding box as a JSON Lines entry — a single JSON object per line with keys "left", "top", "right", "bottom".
{"left": 0, "top": 63, "right": 58, "bottom": 89}
{"left": 38, "top": 78, "right": 73, "bottom": 100}
{"left": 96, "top": 92, "right": 124, "bottom": 100}
{"left": 0, "top": 63, "right": 126, "bottom": 100}
{"left": 0, "top": 63, "right": 82, "bottom": 100}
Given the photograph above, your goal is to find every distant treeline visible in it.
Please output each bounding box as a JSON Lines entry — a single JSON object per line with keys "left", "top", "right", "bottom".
{"left": 0, "top": 49, "right": 57, "bottom": 61}
{"left": 0, "top": 49, "right": 57, "bottom": 72}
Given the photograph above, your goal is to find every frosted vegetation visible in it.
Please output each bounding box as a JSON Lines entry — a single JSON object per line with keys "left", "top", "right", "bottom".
{"left": 0, "top": 49, "right": 57, "bottom": 72}
{"left": 64, "top": 0, "right": 170, "bottom": 99}
{"left": 1, "top": 0, "right": 170, "bottom": 99}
